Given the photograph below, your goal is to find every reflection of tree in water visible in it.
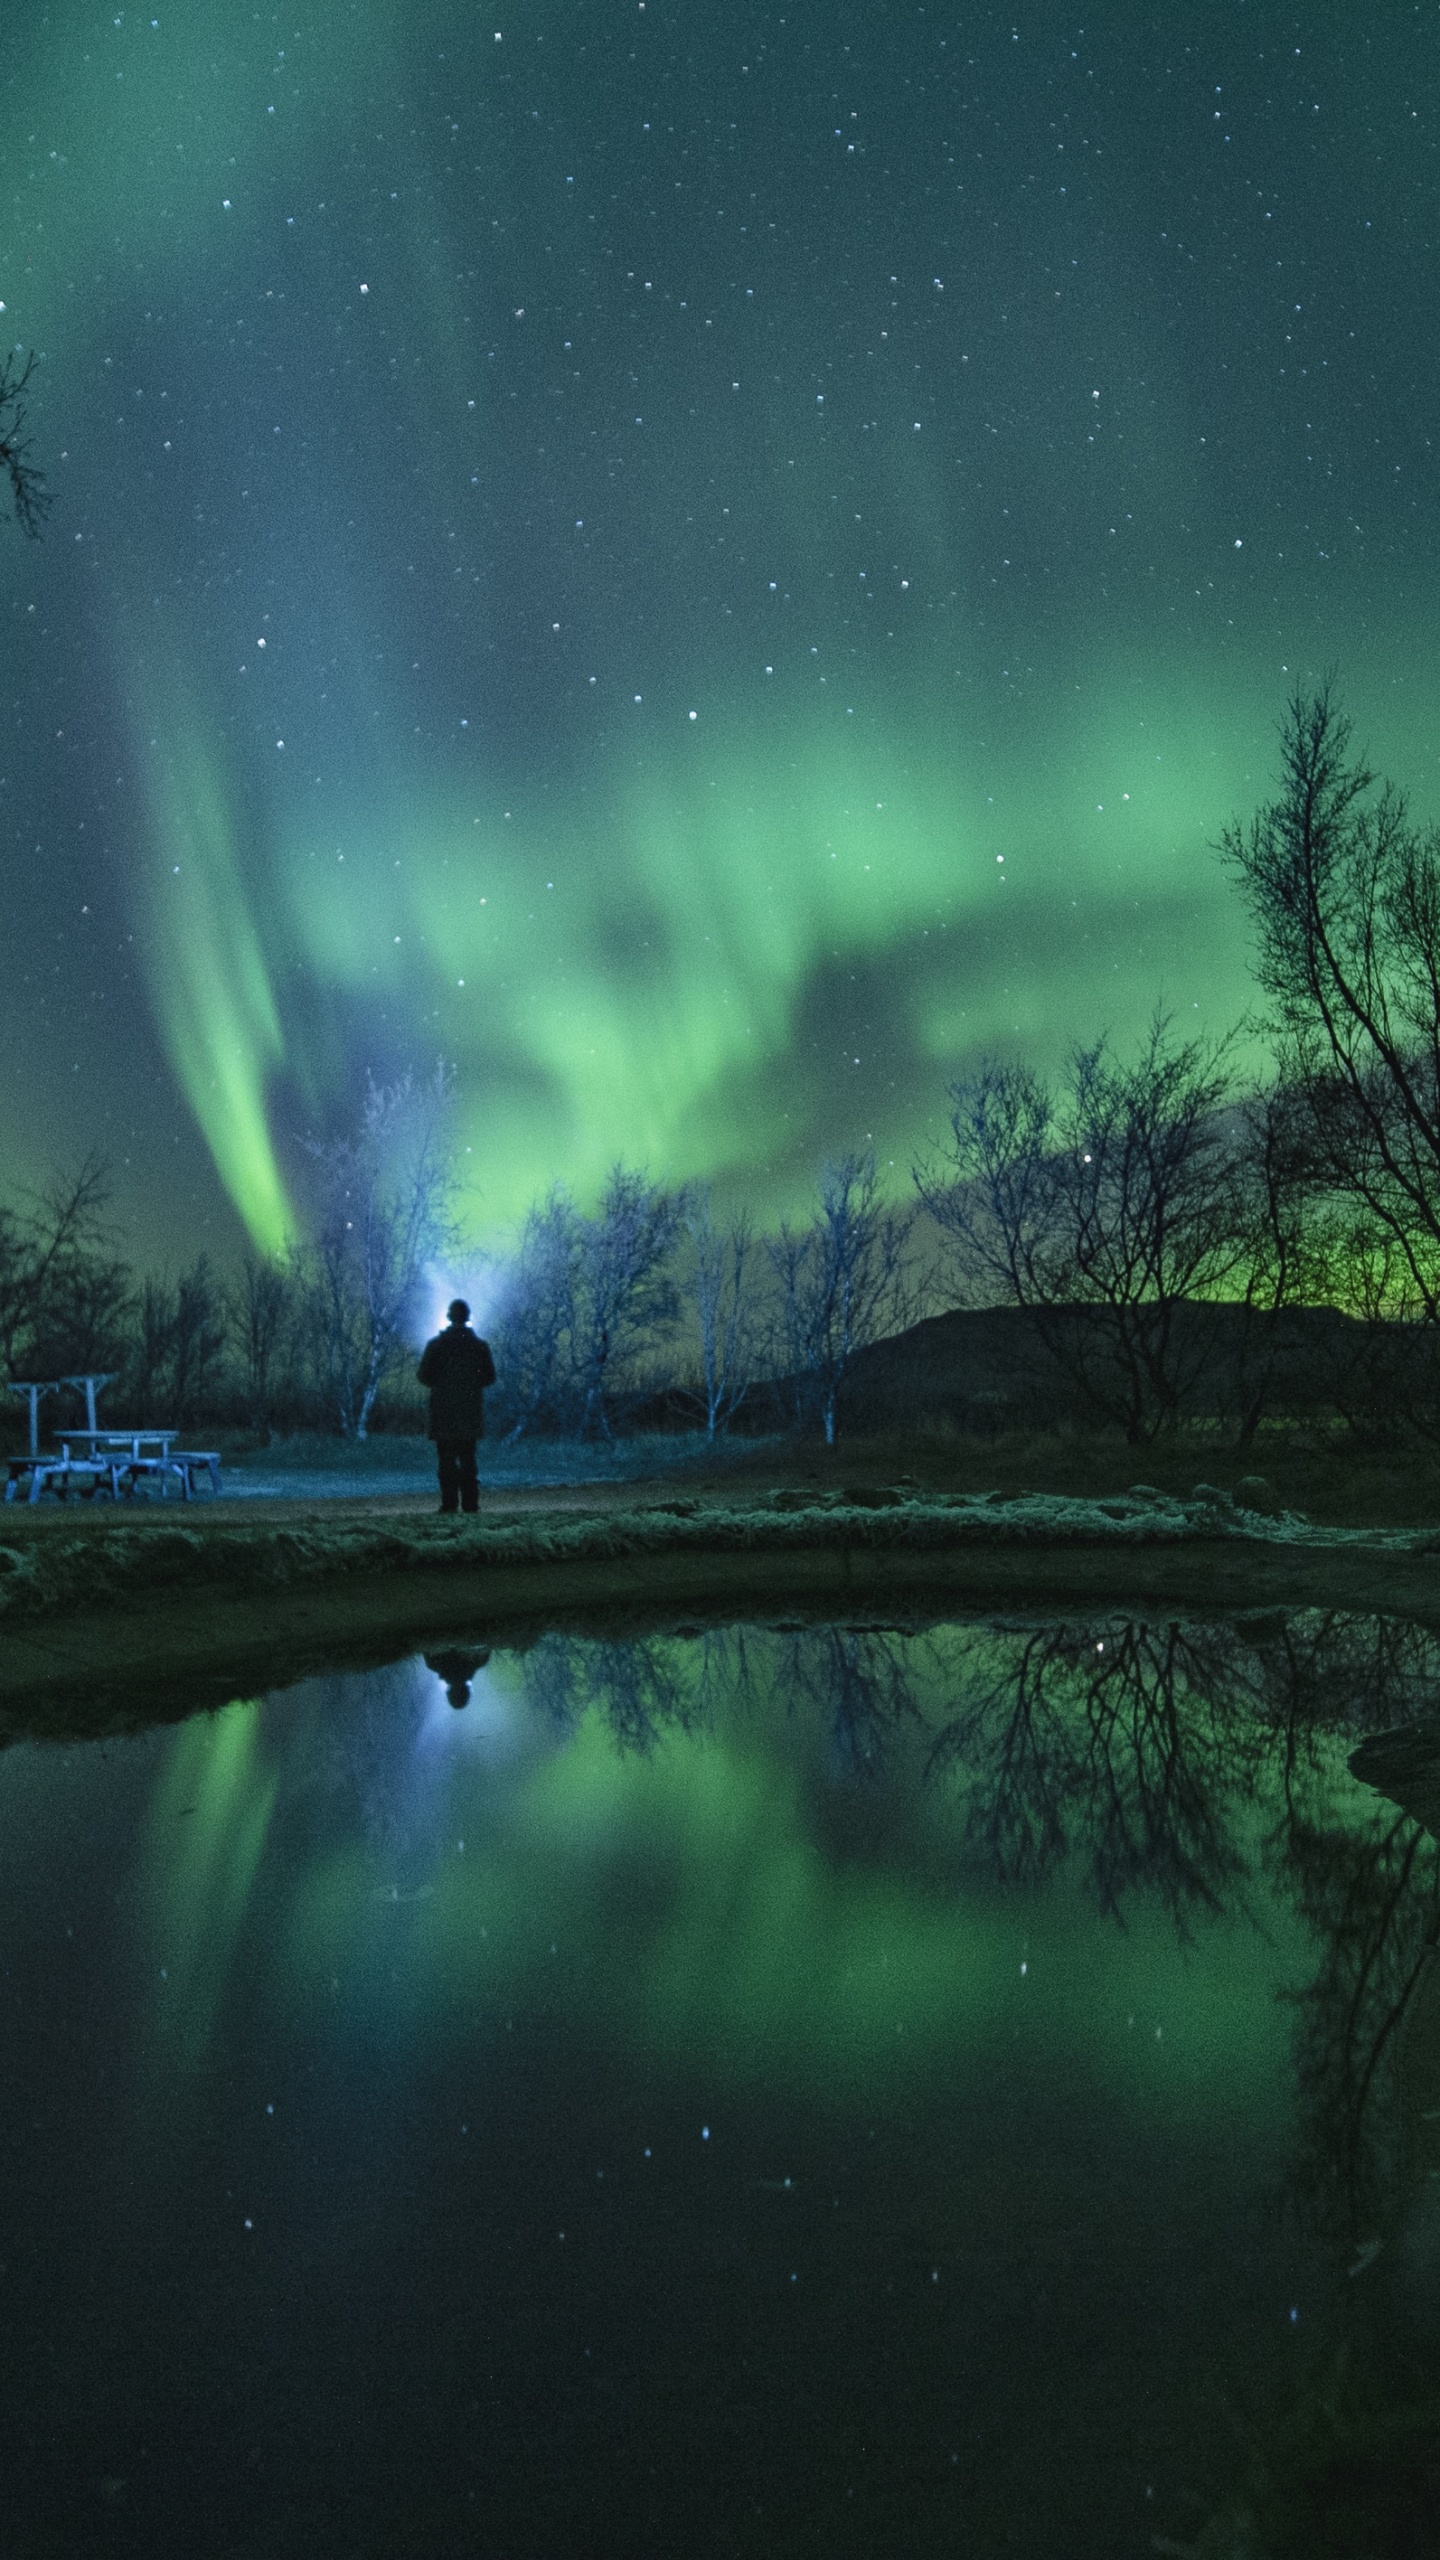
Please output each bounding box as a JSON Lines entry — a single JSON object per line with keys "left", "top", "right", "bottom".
{"left": 515, "top": 1623, "right": 927, "bottom": 1777}
{"left": 1155, "top": 1639, "right": 1440, "bottom": 2558}
{"left": 405, "top": 1607, "right": 1440, "bottom": 2285}
{"left": 1245, "top": 1618, "right": 1440, "bottom": 2264}
{"left": 917, "top": 1610, "right": 1440, "bottom": 1948}
{"left": 908, "top": 1607, "right": 1440, "bottom": 2560}
{"left": 291, "top": 1613, "right": 1440, "bottom": 2554}
{"left": 1279, "top": 1800, "right": 1440, "bottom": 2252}
{"left": 766, "top": 1625, "right": 927, "bottom": 1784}
{"left": 918, "top": 1607, "right": 1440, "bottom": 2308}
{"left": 926, "top": 1619, "right": 1270, "bottom": 1925}
{"left": 655, "top": 1621, "right": 933, "bottom": 1784}
{"left": 516, "top": 1631, "right": 707, "bottom": 1751}
{"left": 511, "top": 1611, "right": 1440, "bottom": 1971}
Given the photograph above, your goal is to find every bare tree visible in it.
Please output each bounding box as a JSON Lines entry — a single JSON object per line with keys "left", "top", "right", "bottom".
{"left": 493, "top": 1168, "right": 687, "bottom": 1441}
{"left": 768, "top": 1152, "right": 915, "bottom": 1444}
{"left": 0, "top": 351, "right": 51, "bottom": 537}
{"left": 0, "top": 1154, "right": 120, "bottom": 1377}
{"left": 1223, "top": 1080, "right": 1336, "bottom": 1445}
{"left": 492, "top": 1188, "right": 583, "bottom": 1439}
{"left": 682, "top": 1191, "right": 759, "bottom": 1436}
{"left": 169, "top": 1257, "right": 227, "bottom": 1424}
{"left": 232, "top": 1254, "right": 294, "bottom": 1437}
{"left": 1, "top": 1155, "right": 132, "bottom": 1392}
{"left": 129, "top": 1274, "right": 176, "bottom": 1417}
{"left": 31, "top": 1250, "right": 132, "bottom": 1385}
{"left": 1222, "top": 683, "right": 1440, "bottom": 1319}
{"left": 917, "top": 1017, "right": 1247, "bottom": 1441}
{"left": 0, "top": 1208, "right": 33, "bottom": 1380}
{"left": 302, "top": 1064, "right": 457, "bottom": 1438}
{"left": 123, "top": 1256, "right": 227, "bottom": 1425}
{"left": 572, "top": 1166, "right": 687, "bottom": 1439}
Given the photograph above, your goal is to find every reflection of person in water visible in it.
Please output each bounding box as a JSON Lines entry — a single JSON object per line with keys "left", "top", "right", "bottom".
{"left": 417, "top": 1299, "right": 496, "bottom": 1515}
{"left": 423, "top": 1648, "right": 492, "bottom": 1708}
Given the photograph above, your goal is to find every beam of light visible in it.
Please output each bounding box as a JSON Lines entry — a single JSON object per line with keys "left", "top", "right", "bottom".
{"left": 419, "top": 1258, "right": 508, "bottom": 1345}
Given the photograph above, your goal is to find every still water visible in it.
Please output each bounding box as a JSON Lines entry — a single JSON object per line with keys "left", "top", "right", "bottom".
{"left": 3, "top": 1613, "right": 1440, "bottom": 2557}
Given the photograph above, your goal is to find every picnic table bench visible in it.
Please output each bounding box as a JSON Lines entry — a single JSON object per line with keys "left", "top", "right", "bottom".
{"left": 4, "top": 1432, "right": 222, "bottom": 1504}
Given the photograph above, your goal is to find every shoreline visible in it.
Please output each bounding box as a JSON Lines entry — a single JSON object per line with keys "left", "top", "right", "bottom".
{"left": 4, "top": 1490, "right": 1440, "bottom": 1744}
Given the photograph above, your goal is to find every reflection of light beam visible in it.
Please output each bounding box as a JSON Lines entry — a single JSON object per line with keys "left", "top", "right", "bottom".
{"left": 417, "top": 1656, "right": 518, "bottom": 1760}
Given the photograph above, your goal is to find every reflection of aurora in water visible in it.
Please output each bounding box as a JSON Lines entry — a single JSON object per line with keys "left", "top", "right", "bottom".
{"left": 128, "top": 1614, "right": 1440, "bottom": 2136}
{"left": 5, "top": 1611, "right": 1440, "bottom": 2556}
{"left": 144, "top": 1696, "right": 277, "bottom": 2071}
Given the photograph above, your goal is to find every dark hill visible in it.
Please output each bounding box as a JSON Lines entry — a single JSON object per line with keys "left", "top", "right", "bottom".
{"left": 836, "top": 1299, "right": 1400, "bottom": 1436}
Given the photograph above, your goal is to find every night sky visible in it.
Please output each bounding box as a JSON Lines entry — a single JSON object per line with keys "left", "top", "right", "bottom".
{"left": 2, "top": 2, "right": 1437, "bottom": 1259}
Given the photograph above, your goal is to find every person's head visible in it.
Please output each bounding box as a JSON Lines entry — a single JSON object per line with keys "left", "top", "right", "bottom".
{"left": 447, "top": 1298, "right": 470, "bottom": 1327}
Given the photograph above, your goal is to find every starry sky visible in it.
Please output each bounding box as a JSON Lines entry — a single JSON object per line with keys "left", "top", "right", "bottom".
{"left": 2, "top": 1, "right": 1438, "bottom": 1259}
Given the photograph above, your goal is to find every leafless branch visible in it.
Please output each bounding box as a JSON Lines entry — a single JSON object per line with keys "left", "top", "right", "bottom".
{"left": 0, "top": 350, "right": 52, "bottom": 537}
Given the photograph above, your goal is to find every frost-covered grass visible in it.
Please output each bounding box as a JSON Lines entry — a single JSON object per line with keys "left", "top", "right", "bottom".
{"left": 0, "top": 1481, "right": 1428, "bottom": 1631}
{"left": 222, "top": 1429, "right": 780, "bottom": 1499}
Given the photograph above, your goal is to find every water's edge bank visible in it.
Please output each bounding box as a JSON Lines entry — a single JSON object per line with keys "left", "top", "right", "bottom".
{"left": 3, "top": 1493, "right": 1439, "bottom": 1744}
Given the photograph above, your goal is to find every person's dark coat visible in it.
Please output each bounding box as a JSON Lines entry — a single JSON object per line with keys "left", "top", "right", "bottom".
{"left": 417, "top": 1324, "right": 496, "bottom": 1440}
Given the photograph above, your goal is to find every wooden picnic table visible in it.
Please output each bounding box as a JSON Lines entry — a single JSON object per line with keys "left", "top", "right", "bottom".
{"left": 4, "top": 1431, "right": 222, "bottom": 1504}
{"left": 59, "top": 1428, "right": 179, "bottom": 1461}
{"left": 5, "top": 1447, "right": 128, "bottom": 1503}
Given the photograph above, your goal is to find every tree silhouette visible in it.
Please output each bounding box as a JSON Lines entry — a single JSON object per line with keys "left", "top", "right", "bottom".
{"left": 1223, "top": 683, "right": 1440, "bottom": 1320}
{"left": 0, "top": 351, "right": 51, "bottom": 536}
{"left": 918, "top": 1014, "right": 1247, "bottom": 1441}
{"left": 768, "top": 1152, "right": 915, "bottom": 1444}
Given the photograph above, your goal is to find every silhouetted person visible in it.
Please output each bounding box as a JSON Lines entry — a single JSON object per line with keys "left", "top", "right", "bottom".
{"left": 423, "top": 1646, "right": 492, "bottom": 1707}
{"left": 417, "top": 1300, "right": 496, "bottom": 1515}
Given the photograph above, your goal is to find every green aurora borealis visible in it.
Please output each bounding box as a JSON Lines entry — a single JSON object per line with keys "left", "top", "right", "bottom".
{"left": 3, "top": 2, "right": 1439, "bottom": 1253}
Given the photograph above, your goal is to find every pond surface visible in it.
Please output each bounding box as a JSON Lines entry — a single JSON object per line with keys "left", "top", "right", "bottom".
{"left": 3, "top": 1613, "right": 1440, "bottom": 2557}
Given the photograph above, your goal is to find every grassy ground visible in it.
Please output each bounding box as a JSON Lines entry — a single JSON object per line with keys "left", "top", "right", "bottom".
{"left": 231, "top": 1428, "right": 766, "bottom": 1483}
{"left": 766, "top": 1423, "right": 1440, "bottom": 1529}
{"left": 5, "top": 1421, "right": 1440, "bottom": 1534}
